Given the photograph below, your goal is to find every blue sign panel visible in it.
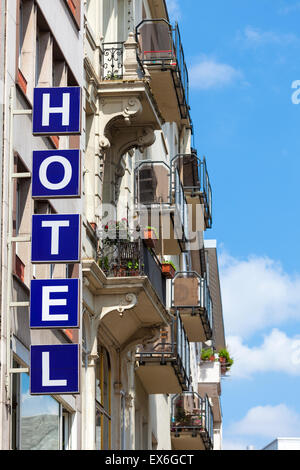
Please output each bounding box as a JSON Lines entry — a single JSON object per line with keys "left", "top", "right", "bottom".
{"left": 33, "top": 87, "right": 81, "bottom": 135}
{"left": 30, "top": 344, "right": 79, "bottom": 395}
{"left": 30, "top": 279, "right": 80, "bottom": 329}
{"left": 31, "top": 214, "right": 80, "bottom": 263}
{"left": 32, "top": 150, "right": 81, "bottom": 199}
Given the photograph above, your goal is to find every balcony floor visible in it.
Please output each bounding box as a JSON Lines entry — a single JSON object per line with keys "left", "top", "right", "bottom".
{"left": 171, "top": 431, "right": 211, "bottom": 451}
{"left": 82, "top": 259, "right": 170, "bottom": 349}
{"left": 135, "top": 362, "right": 185, "bottom": 394}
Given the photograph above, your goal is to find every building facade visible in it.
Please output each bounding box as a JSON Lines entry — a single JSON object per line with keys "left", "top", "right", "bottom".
{"left": 0, "top": 0, "right": 229, "bottom": 450}
{"left": 263, "top": 439, "right": 300, "bottom": 451}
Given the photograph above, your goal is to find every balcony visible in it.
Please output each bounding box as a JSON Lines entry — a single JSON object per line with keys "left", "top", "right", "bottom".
{"left": 171, "top": 272, "right": 213, "bottom": 342}
{"left": 82, "top": 232, "right": 169, "bottom": 350}
{"left": 135, "top": 313, "right": 190, "bottom": 394}
{"left": 98, "top": 231, "right": 166, "bottom": 306}
{"left": 198, "top": 361, "right": 222, "bottom": 424}
{"left": 171, "top": 392, "right": 214, "bottom": 450}
{"left": 134, "top": 160, "right": 188, "bottom": 255}
{"left": 95, "top": 33, "right": 163, "bottom": 159}
{"left": 102, "top": 42, "right": 124, "bottom": 80}
{"left": 172, "top": 153, "right": 212, "bottom": 230}
{"left": 136, "top": 19, "right": 191, "bottom": 126}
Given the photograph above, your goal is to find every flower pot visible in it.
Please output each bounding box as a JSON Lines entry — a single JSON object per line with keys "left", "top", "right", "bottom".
{"left": 143, "top": 229, "right": 158, "bottom": 249}
{"left": 161, "top": 263, "right": 176, "bottom": 279}
{"left": 113, "top": 266, "right": 127, "bottom": 277}
{"left": 210, "top": 356, "right": 215, "bottom": 362}
{"left": 129, "top": 269, "right": 140, "bottom": 277}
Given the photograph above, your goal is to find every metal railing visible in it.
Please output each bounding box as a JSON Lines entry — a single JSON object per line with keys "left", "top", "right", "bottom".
{"left": 97, "top": 231, "right": 166, "bottom": 305}
{"left": 171, "top": 153, "right": 212, "bottom": 229}
{"left": 171, "top": 392, "right": 214, "bottom": 450}
{"left": 171, "top": 272, "right": 213, "bottom": 335}
{"left": 102, "top": 42, "right": 124, "bottom": 80}
{"left": 135, "top": 19, "right": 190, "bottom": 120}
{"left": 136, "top": 312, "right": 190, "bottom": 391}
{"left": 134, "top": 160, "right": 188, "bottom": 244}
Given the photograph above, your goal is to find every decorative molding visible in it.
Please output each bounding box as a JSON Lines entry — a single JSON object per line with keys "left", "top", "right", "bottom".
{"left": 117, "top": 293, "right": 138, "bottom": 317}
{"left": 87, "top": 352, "right": 99, "bottom": 367}
{"left": 123, "top": 33, "right": 139, "bottom": 81}
{"left": 98, "top": 293, "right": 138, "bottom": 322}
{"left": 125, "top": 394, "right": 134, "bottom": 409}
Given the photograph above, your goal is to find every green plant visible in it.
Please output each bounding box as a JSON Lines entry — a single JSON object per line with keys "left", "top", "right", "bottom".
{"left": 99, "top": 256, "right": 109, "bottom": 271}
{"left": 201, "top": 348, "right": 215, "bottom": 361}
{"left": 162, "top": 259, "right": 177, "bottom": 271}
{"left": 218, "top": 348, "right": 234, "bottom": 368}
{"left": 127, "top": 261, "right": 139, "bottom": 270}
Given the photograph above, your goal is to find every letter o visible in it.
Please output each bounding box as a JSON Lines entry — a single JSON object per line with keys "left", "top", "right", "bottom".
{"left": 39, "top": 155, "right": 72, "bottom": 191}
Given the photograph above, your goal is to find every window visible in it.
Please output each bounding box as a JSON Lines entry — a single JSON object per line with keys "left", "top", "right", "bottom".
{"left": 12, "top": 365, "right": 72, "bottom": 450}
{"left": 95, "top": 347, "right": 111, "bottom": 449}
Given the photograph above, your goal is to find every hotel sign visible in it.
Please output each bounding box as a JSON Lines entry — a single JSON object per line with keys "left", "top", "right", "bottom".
{"left": 32, "top": 150, "right": 81, "bottom": 199}
{"left": 30, "top": 279, "right": 80, "bottom": 329}
{"left": 32, "top": 87, "right": 81, "bottom": 135}
{"left": 31, "top": 214, "right": 81, "bottom": 263}
{"left": 30, "top": 87, "right": 81, "bottom": 395}
{"left": 30, "top": 344, "right": 80, "bottom": 395}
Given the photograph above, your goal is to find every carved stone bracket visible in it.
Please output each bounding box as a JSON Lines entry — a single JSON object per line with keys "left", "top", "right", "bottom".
{"left": 99, "top": 96, "right": 143, "bottom": 152}
{"left": 117, "top": 293, "right": 138, "bottom": 317}
{"left": 97, "top": 293, "right": 138, "bottom": 322}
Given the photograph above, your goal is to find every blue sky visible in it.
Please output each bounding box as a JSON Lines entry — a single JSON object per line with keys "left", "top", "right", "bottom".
{"left": 167, "top": 0, "right": 300, "bottom": 450}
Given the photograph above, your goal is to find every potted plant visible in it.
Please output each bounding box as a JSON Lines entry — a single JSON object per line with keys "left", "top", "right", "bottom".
{"left": 192, "top": 414, "right": 203, "bottom": 427}
{"left": 98, "top": 255, "right": 109, "bottom": 273}
{"left": 112, "top": 264, "right": 127, "bottom": 277}
{"left": 218, "top": 348, "right": 234, "bottom": 374}
{"left": 201, "top": 348, "right": 215, "bottom": 362}
{"left": 143, "top": 226, "right": 158, "bottom": 249}
{"left": 161, "top": 260, "right": 176, "bottom": 279}
{"left": 127, "top": 260, "right": 142, "bottom": 276}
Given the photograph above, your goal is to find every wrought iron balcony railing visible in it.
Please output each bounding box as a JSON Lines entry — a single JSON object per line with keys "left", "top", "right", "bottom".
{"left": 102, "top": 42, "right": 124, "bottom": 80}
{"left": 136, "top": 312, "right": 191, "bottom": 392}
{"left": 135, "top": 19, "right": 190, "bottom": 121}
{"left": 171, "top": 392, "right": 214, "bottom": 450}
{"left": 172, "top": 153, "right": 212, "bottom": 229}
{"left": 97, "top": 231, "right": 166, "bottom": 305}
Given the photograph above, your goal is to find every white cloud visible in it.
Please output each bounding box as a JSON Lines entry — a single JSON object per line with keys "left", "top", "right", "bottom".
{"left": 228, "top": 404, "right": 300, "bottom": 439}
{"left": 227, "top": 329, "right": 300, "bottom": 378}
{"left": 190, "top": 58, "right": 242, "bottom": 90}
{"left": 241, "top": 26, "right": 298, "bottom": 46}
{"left": 219, "top": 251, "right": 300, "bottom": 338}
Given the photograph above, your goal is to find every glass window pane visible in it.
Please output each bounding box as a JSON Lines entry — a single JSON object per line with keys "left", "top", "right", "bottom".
{"left": 103, "top": 415, "right": 110, "bottom": 450}
{"left": 20, "top": 374, "right": 60, "bottom": 450}
{"left": 95, "top": 408, "right": 101, "bottom": 450}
